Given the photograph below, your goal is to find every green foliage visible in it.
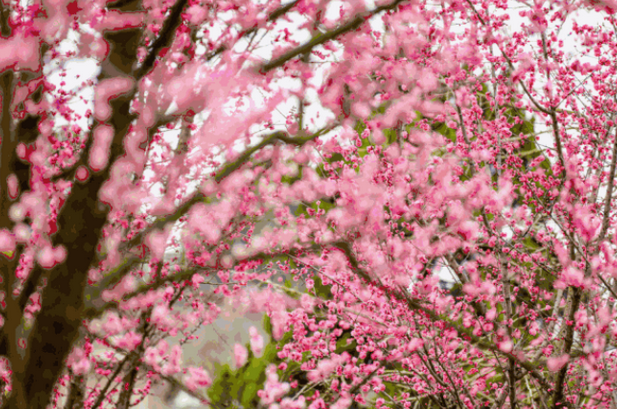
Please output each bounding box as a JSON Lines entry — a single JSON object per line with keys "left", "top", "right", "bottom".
{"left": 207, "top": 315, "right": 281, "bottom": 409}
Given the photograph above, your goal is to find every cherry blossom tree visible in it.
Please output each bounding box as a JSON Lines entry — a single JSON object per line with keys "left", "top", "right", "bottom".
{"left": 3, "top": 0, "right": 617, "bottom": 408}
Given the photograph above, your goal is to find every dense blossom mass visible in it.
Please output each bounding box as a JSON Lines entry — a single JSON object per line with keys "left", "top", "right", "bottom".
{"left": 1, "top": 0, "right": 617, "bottom": 408}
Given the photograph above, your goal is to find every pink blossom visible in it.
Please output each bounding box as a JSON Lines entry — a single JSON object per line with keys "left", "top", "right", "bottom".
{"left": 4, "top": 1, "right": 617, "bottom": 408}
{"left": 183, "top": 366, "right": 212, "bottom": 391}
{"left": 0, "top": 32, "right": 40, "bottom": 71}
{"left": 258, "top": 365, "right": 290, "bottom": 405}
{"left": 37, "top": 246, "right": 58, "bottom": 269}
{"left": 234, "top": 344, "right": 248, "bottom": 368}
{"left": 161, "top": 345, "right": 182, "bottom": 376}
{"left": 498, "top": 340, "right": 513, "bottom": 354}
{"left": 547, "top": 355, "right": 570, "bottom": 372}
{"left": 94, "top": 78, "right": 134, "bottom": 122}
{"left": 0, "top": 230, "right": 15, "bottom": 255}
{"left": 7, "top": 174, "right": 18, "bottom": 199}
{"left": 560, "top": 266, "right": 585, "bottom": 288}
{"left": 145, "top": 228, "right": 169, "bottom": 261}
{"left": 249, "top": 326, "right": 264, "bottom": 356}
{"left": 186, "top": 5, "right": 207, "bottom": 26}
{"left": 114, "top": 331, "right": 142, "bottom": 351}
{"left": 89, "top": 125, "right": 114, "bottom": 171}
{"left": 307, "top": 354, "right": 346, "bottom": 382}
{"left": 67, "top": 347, "right": 91, "bottom": 376}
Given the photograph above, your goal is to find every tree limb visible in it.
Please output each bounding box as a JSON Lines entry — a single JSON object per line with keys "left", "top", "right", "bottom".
{"left": 261, "top": 0, "right": 407, "bottom": 72}
{"left": 134, "top": 0, "right": 190, "bottom": 80}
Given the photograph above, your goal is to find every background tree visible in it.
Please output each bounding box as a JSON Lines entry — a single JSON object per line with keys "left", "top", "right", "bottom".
{"left": 2, "top": 0, "right": 617, "bottom": 408}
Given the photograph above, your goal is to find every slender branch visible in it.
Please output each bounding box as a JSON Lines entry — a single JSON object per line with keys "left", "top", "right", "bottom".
{"left": 216, "top": 125, "right": 336, "bottom": 182}
{"left": 504, "top": 280, "right": 517, "bottom": 409}
{"left": 491, "top": 389, "right": 510, "bottom": 409}
{"left": 91, "top": 302, "right": 156, "bottom": 409}
{"left": 103, "top": 125, "right": 334, "bottom": 268}
{"left": 547, "top": 107, "right": 565, "bottom": 176}
{"left": 598, "top": 129, "right": 617, "bottom": 242}
{"left": 551, "top": 287, "right": 581, "bottom": 409}
{"left": 142, "top": 363, "right": 210, "bottom": 405}
{"left": 205, "top": 0, "right": 301, "bottom": 61}
{"left": 134, "top": 0, "right": 190, "bottom": 80}
{"left": 261, "top": 0, "right": 407, "bottom": 72}
{"left": 0, "top": 1, "right": 11, "bottom": 37}
{"left": 598, "top": 274, "right": 617, "bottom": 300}
{"left": 115, "top": 356, "right": 139, "bottom": 409}
{"left": 86, "top": 246, "right": 310, "bottom": 317}
{"left": 90, "top": 353, "right": 133, "bottom": 409}
{"left": 63, "top": 373, "right": 85, "bottom": 409}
